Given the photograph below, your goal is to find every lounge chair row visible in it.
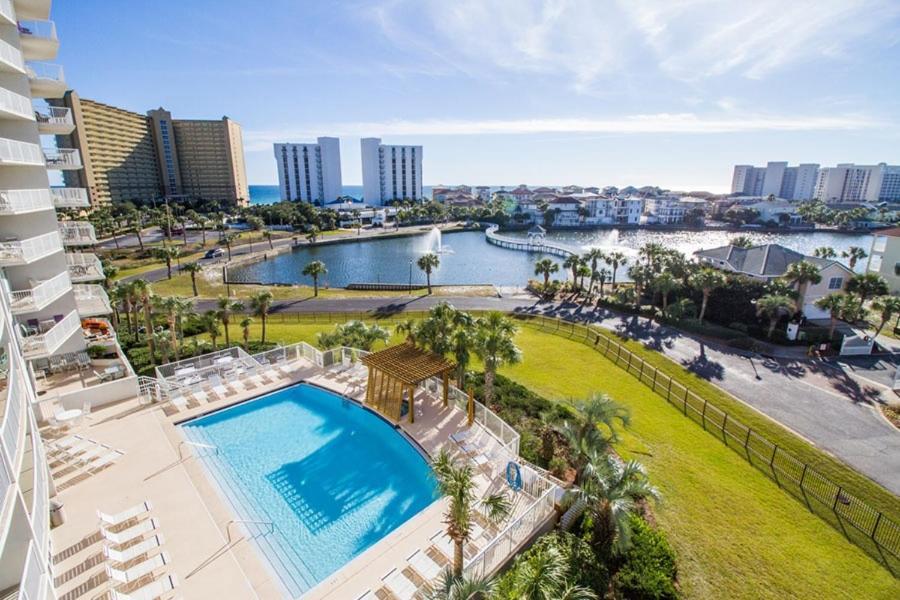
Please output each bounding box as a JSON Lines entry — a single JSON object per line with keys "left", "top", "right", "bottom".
{"left": 166, "top": 364, "right": 296, "bottom": 413}
{"left": 96, "top": 501, "right": 178, "bottom": 600}
{"left": 47, "top": 434, "right": 123, "bottom": 474}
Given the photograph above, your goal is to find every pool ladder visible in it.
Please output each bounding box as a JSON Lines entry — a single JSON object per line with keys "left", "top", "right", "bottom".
{"left": 178, "top": 440, "right": 219, "bottom": 460}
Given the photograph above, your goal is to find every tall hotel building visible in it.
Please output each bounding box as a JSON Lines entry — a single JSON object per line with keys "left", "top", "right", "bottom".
{"left": 273, "top": 137, "right": 342, "bottom": 205}
{"left": 361, "top": 137, "right": 423, "bottom": 205}
{"left": 0, "top": 0, "right": 118, "bottom": 595}
{"left": 731, "top": 162, "right": 819, "bottom": 200}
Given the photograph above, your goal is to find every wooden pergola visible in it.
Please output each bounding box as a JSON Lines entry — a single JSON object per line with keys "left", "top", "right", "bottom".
{"left": 362, "top": 342, "right": 455, "bottom": 423}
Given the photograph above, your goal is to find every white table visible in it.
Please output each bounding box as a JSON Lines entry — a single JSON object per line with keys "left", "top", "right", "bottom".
{"left": 55, "top": 408, "right": 83, "bottom": 428}
{"left": 104, "top": 366, "right": 124, "bottom": 380}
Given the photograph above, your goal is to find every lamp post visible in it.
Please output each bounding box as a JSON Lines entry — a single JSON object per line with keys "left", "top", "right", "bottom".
{"left": 408, "top": 259, "right": 413, "bottom": 289}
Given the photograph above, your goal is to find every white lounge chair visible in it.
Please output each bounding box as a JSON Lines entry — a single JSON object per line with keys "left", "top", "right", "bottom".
{"left": 450, "top": 429, "right": 471, "bottom": 444}
{"left": 97, "top": 501, "right": 152, "bottom": 526}
{"left": 382, "top": 568, "right": 417, "bottom": 600}
{"left": 408, "top": 549, "right": 443, "bottom": 581}
{"left": 104, "top": 534, "right": 163, "bottom": 564}
{"left": 106, "top": 552, "right": 169, "bottom": 585}
{"left": 169, "top": 393, "right": 188, "bottom": 411}
{"left": 76, "top": 444, "right": 112, "bottom": 466}
{"left": 87, "top": 450, "right": 123, "bottom": 473}
{"left": 47, "top": 434, "right": 81, "bottom": 453}
{"left": 110, "top": 574, "right": 177, "bottom": 600}
{"left": 101, "top": 517, "right": 158, "bottom": 547}
{"left": 62, "top": 438, "right": 95, "bottom": 457}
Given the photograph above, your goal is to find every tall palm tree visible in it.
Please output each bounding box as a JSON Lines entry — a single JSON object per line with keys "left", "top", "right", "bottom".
{"left": 152, "top": 330, "right": 171, "bottom": 363}
{"left": 730, "top": 235, "right": 753, "bottom": 249}
{"left": 533, "top": 258, "right": 559, "bottom": 286}
{"left": 108, "top": 282, "right": 125, "bottom": 331}
{"left": 306, "top": 225, "right": 320, "bottom": 244}
{"left": 154, "top": 296, "right": 183, "bottom": 362}
{"left": 125, "top": 281, "right": 141, "bottom": 338}
{"left": 582, "top": 248, "right": 606, "bottom": 295}
{"left": 302, "top": 260, "right": 328, "bottom": 296}
{"left": 202, "top": 310, "right": 221, "bottom": 350}
{"left": 559, "top": 393, "right": 630, "bottom": 483}
{"left": 155, "top": 245, "right": 180, "bottom": 280}
{"left": 504, "top": 544, "right": 596, "bottom": 600}
{"left": 240, "top": 317, "right": 253, "bottom": 350}
{"left": 473, "top": 312, "right": 521, "bottom": 404}
{"left": 756, "top": 294, "right": 794, "bottom": 338}
{"left": 181, "top": 263, "right": 203, "bottom": 296}
{"left": 562, "top": 254, "right": 582, "bottom": 286}
{"left": 651, "top": 272, "right": 679, "bottom": 315}
{"left": 870, "top": 295, "right": 900, "bottom": 337}
{"left": 689, "top": 268, "right": 726, "bottom": 323}
{"left": 249, "top": 291, "right": 274, "bottom": 344}
{"left": 426, "top": 571, "right": 495, "bottom": 600}
{"left": 846, "top": 272, "right": 888, "bottom": 303}
{"left": 638, "top": 242, "right": 665, "bottom": 271}
{"left": 814, "top": 293, "right": 845, "bottom": 339}
{"left": 217, "top": 297, "right": 244, "bottom": 346}
{"left": 417, "top": 252, "right": 441, "bottom": 294}
{"left": 395, "top": 318, "right": 418, "bottom": 344}
{"left": 814, "top": 247, "right": 837, "bottom": 259}
{"left": 605, "top": 251, "right": 626, "bottom": 291}
{"left": 220, "top": 233, "right": 237, "bottom": 260}
{"left": 450, "top": 327, "right": 473, "bottom": 389}
{"left": 245, "top": 215, "right": 264, "bottom": 253}
{"left": 432, "top": 451, "right": 511, "bottom": 576}
{"left": 842, "top": 246, "right": 868, "bottom": 270}
{"left": 131, "top": 280, "right": 155, "bottom": 364}
{"left": 783, "top": 260, "right": 821, "bottom": 313}
{"left": 126, "top": 208, "right": 145, "bottom": 251}
{"left": 575, "top": 264, "right": 592, "bottom": 292}
{"left": 595, "top": 268, "right": 610, "bottom": 297}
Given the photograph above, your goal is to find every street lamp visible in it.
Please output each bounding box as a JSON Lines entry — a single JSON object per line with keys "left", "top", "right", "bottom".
{"left": 409, "top": 259, "right": 413, "bottom": 288}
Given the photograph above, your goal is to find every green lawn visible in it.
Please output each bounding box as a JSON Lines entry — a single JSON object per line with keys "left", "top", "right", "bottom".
{"left": 198, "top": 318, "right": 899, "bottom": 599}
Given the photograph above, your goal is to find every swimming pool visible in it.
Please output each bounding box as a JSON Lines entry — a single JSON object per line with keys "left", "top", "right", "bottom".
{"left": 180, "top": 383, "right": 439, "bottom": 597}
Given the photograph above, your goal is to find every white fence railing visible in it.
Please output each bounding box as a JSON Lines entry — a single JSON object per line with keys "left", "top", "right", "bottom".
{"left": 59, "top": 221, "right": 96, "bottom": 245}
{"left": 9, "top": 270, "right": 71, "bottom": 313}
{"left": 30, "top": 410, "right": 49, "bottom": 557}
{"left": 50, "top": 187, "right": 89, "bottom": 208}
{"left": 17, "top": 19, "right": 57, "bottom": 42}
{"left": 26, "top": 61, "right": 64, "bottom": 83}
{"left": 43, "top": 147, "right": 81, "bottom": 170}
{"left": 0, "top": 37, "right": 24, "bottom": 72}
{"left": 0, "top": 231, "right": 63, "bottom": 266}
{"left": 0, "top": 349, "right": 25, "bottom": 482}
{"left": 20, "top": 310, "right": 79, "bottom": 358}
{"left": 35, "top": 106, "right": 72, "bottom": 129}
{"left": 19, "top": 540, "right": 49, "bottom": 600}
{"left": 0, "top": 137, "right": 42, "bottom": 165}
{"left": 0, "top": 86, "right": 33, "bottom": 119}
{"left": 73, "top": 283, "right": 111, "bottom": 314}
{"left": 66, "top": 252, "right": 104, "bottom": 281}
{"left": 0, "top": 188, "right": 53, "bottom": 215}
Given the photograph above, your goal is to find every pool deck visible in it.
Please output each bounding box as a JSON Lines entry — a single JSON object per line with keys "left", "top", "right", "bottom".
{"left": 46, "top": 355, "right": 536, "bottom": 599}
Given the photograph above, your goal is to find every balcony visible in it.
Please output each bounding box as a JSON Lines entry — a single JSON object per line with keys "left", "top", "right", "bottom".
{"left": 0, "top": 231, "right": 62, "bottom": 266}
{"left": 19, "top": 309, "right": 80, "bottom": 358}
{"left": 0, "top": 189, "right": 54, "bottom": 215}
{"left": 0, "top": 87, "right": 34, "bottom": 121}
{"left": 50, "top": 187, "right": 89, "bottom": 208}
{"left": 0, "top": 37, "right": 25, "bottom": 73}
{"left": 74, "top": 284, "right": 112, "bottom": 317}
{"left": 42, "top": 147, "right": 81, "bottom": 170}
{"left": 13, "top": 0, "right": 50, "bottom": 21}
{"left": 17, "top": 20, "right": 58, "bottom": 61}
{"left": 58, "top": 221, "right": 96, "bottom": 246}
{"left": 35, "top": 106, "right": 73, "bottom": 134}
{"left": 8, "top": 271, "right": 71, "bottom": 314}
{"left": 66, "top": 252, "right": 104, "bottom": 282}
{"left": 0, "top": 137, "right": 43, "bottom": 166}
{"left": 25, "top": 61, "right": 64, "bottom": 98}
{"left": 0, "top": 0, "right": 14, "bottom": 25}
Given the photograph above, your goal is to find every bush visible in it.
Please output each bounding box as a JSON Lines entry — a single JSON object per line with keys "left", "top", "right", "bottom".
{"left": 613, "top": 515, "right": 679, "bottom": 600}
{"left": 87, "top": 344, "right": 111, "bottom": 359}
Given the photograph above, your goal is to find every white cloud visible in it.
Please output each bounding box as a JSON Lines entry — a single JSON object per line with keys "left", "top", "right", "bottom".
{"left": 243, "top": 112, "right": 880, "bottom": 150}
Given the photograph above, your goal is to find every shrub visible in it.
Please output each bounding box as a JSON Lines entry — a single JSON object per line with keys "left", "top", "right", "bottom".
{"left": 87, "top": 344, "right": 110, "bottom": 359}
{"left": 613, "top": 515, "right": 679, "bottom": 600}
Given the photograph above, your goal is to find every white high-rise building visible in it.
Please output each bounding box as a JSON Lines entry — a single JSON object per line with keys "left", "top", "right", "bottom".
{"left": 731, "top": 162, "right": 820, "bottom": 200}
{"left": 813, "top": 164, "right": 886, "bottom": 203}
{"left": 361, "top": 137, "right": 423, "bottom": 206}
{"left": 274, "top": 137, "right": 342, "bottom": 205}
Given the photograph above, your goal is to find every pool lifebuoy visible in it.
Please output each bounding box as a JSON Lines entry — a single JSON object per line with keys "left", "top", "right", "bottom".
{"left": 506, "top": 461, "right": 522, "bottom": 491}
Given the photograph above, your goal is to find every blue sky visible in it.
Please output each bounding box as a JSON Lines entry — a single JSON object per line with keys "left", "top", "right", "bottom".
{"left": 53, "top": 0, "right": 900, "bottom": 191}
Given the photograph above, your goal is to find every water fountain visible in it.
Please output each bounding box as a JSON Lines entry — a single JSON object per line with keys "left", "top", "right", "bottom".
{"left": 422, "top": 226, "right": 453, "bottom": 254}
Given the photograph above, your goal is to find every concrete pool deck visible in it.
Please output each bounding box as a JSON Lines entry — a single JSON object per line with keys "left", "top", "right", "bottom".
{"left": 46, "top": 355, "right": 545, "bottom": 599}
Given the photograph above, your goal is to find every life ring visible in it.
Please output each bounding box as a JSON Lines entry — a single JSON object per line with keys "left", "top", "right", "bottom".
{"left": 506, "top": 461, "right": 522, "bottom": 491}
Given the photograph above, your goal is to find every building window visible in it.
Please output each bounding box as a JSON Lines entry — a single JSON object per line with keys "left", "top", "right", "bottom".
{"left": 828, "top": 277, "right": 843, "bottom": 290}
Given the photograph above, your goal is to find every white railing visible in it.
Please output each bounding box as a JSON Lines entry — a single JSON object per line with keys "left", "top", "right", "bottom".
{"left": 0, "top": 0, "right": 14, "bottom": 25}
{"left": 25, "top": 61, "right": 63, "bottom": 83}
{"left": 9, "top": 270, "right": 71, "bottom": 313}
{"left": 0, "top": 231, "right": 62, "bottom": 265}
{"left": 50, "top": 186, "right": 89, "bottom": 208}
{"left": 59, "top": 221, "right": 96, "bottom": 245}
{"left": 484, "top": 225, "right": 575, "bottom": 259}
{"left": 73, "top": 283, "right": 111, "bottom": 315}
{"left": 66, "top": 252, "right": 104, "bottom": 281}
{"left": 20, "top": 540, "right": 49, "bottom": 600}
{"left": 0, "top": 351, "right": 24, "bottom": 477}
{"left": 43, "top": 147, "right": 81, "bottom": 169}
{"left": 30, "top": 410, "right": 49, "bottom": 557}
{"left": 35, "top": 105, "right": 72, "bottom": 128}
{"left": 0, "top": 137, "right": 42, "bottom": 165}
{"left": 0, "top": 86, "right": 33, "bottom": 119}
{"left": 17, "top": 19, "right": 57, "bottom": 41}
{"left": 20, "top": 310, "right": 79, "bottom": 358}
{"left": 0, "top": 188, "right": 53, "bottom": 214}
{"left": 0, "top": 37, "right": 24, "bottom": 72}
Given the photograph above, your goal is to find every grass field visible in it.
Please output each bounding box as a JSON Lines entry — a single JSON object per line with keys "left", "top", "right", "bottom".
{"left": 196, "top": 318, "right": 899, "bottom": 599}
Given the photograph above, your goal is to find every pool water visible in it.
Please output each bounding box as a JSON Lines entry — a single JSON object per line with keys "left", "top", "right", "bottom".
{"left": 181, "top": 384, "right": 439, "bottom": 597}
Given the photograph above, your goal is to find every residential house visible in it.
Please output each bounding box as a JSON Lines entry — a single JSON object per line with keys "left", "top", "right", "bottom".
{"left": 867, "top": 227, "right": 900, "bottom": 293}
{"left": 642, "top": 196, "right": 686, "bottom": 224}
{"left": 745, "top": 197, "right": 801, "bottom": 225}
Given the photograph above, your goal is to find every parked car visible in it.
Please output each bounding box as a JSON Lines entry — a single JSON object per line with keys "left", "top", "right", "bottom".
{"left": 203, "top": 248, "right": 224, "bottom": 259}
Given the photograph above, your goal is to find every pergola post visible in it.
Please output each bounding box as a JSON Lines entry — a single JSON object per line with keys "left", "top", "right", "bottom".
{"left": 408, "top": 384, "right": 416, "bottom": 424}
{"left": 442, "top": 370, "right": 449, "bottom": 407}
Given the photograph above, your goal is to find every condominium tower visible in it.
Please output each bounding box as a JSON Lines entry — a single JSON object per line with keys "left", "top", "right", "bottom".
{"left": 813, "top": 163, "right": 900, "bottom": 204}
{"left": 361, "top": 137, "right": 423, "bottom": 205}
{"left": 731, "top": 162, "right": 819, "bottom": 200}
{"left": 1, "top": 0, "right": 115, "bottom": 596}
{"left": 274, "top": 137, "right": 342, "bottom": 205}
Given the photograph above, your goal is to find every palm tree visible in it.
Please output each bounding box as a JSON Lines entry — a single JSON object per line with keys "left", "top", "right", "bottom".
{"left": 503, "top": 543, "right": 596, "bottom": 600}
{"left": 638, "top": 242, "right": 665, "bottom": 271}
{"left": 473, "top": 312, "right": 521, "bottom": 404}
{"left": 126, "top": 208, "right": 145, "bottom": 251}
{"left": 730, "top": 235, "right": 753, "bottom": 249}
{"left": 870, "top": 295, "right": 900, "bottom": 337}
{"left": 181, "top": 263, "right": 203, "bottom": 296}
{"left": 245, "top": 215, "right": 264, "bottom": 253}
{"left": 533, "top": 258, "right": 559, "bottom": 286}
{"left": 152, "top": 330, "right": 171, "bottom": 363}
{"left": 846, "top": 272, "right": 888, "bottom": 303}
{"left": 559, "top": 393, "right": 630, "bottom": 482}
{"left": 604, "top": 251, "right": 626, "bottom": 292}
{"left": 240, "top": 317, "right": 253, "bottom": 350}
{"left": 306, "top": 225, "right": 320, "bottom": 244}
{"left": 450, "top": 326, "right": 473, "bottom": 389}
{"left": 814, "top": 247, "right": 837, "bottom": 259}
{"left": 202, "top": 310, "right": 221, "bottom": 350}
{"left": 395, "top": 318, "right": 418, "bottom": 344}
{"left": 220, "top": 233, "right": 237, "bottom": 260}
{"left": 302, "top": 260, "right": 328, "bottom": 296}
{"left": 249, "top": 291, "right": 274, "bottom": 344}
{"left": 131, "top": 280, "right": 155, "bottom": 364}
{"left": 595, "top": 268, "right": 610, "bottom": 297}
{"left": 689, "top": 268, "right": 726, "bottom": 323}
{"left": 783, "top": 260, "right": 821, "bottom": 313}
{"left": 154, "top": 296, "right": 182, "bottom": 361}
{"left": 575, "top": 264, "right": 591, "bottom": 292}
{"left": 101, "top": 262, "right": 119, "bottom": 290}
{"left": 417, "top": 252, "right": 440, "bottom": 294}
{"left": 217, "top": 297, "right": 244, "bottom": 346}
{"left": 562, "top": 254, "right": 582, "bottom": 286}
{"left": 583, "top": 249, "right": 606, "bottom": 294}
{"left": 842, "top": 246, "right": 868, "bottom": 269}
{"left": 432, "top": 451, "right": 511, "bottom": 576}
{"left": 263, "top": 229, "right": 274, "bottom": 249}
{"left": 756, "top": 294, "right": 794, "bottom": 338}
{"left": 651, "top": 272, "right": 679, "bottom": 315}
{"left": 186, "top": 210, "right": 207, "bottom": 246}
{"left": 426, "top": 571, "right": 495, "bottom": 600}
{"left": 814, "top": 293, "right": 845, "bottom": 339}
{"left": 155, "top": 246, "right": 180, "bottom": 280}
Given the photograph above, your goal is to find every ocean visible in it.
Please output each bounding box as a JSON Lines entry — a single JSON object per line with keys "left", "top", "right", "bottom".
{"left": 249, "top": 184, "right": 434, "bottom": 205}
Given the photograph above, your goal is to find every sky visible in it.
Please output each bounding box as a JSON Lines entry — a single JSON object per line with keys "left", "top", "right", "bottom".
{"left": 52, "top": 0, "right": 900, "bottom": 192}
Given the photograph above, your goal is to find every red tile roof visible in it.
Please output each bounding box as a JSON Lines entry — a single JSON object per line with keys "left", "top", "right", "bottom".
{"left": 876, "top": 226, "right": 900, "bottom": 238}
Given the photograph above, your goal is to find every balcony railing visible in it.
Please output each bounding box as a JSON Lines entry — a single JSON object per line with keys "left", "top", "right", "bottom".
{"left": 1, "top": 352, "right": 25, "bottom": 484}
{"left": 0, "top": 86, "right": 34, "bottom": 120}
{"left": 20, "top": 540, "right": 51, "bottom": 600}
{"left": 17, "top": 19, "right": 57, "bottom": 42}
{"left": 42, "top": 147, "right": 81, "bottom": 169}
{"left": 19, "top": 309, "right": 79, "bottom": 358}
{"left": 9, "top": 271, "right": 71, "bottom": 314}
{"left": 50, "top": 187, "right": 89, "bottom": 208}
{"left": 0, "top": 0, "right": 14, "bottom": 26}
{"left": 34, "top": 105, "right": 73, "bottom": 133}
{"left": 58, "top": 221, "right": 96, "bottom": 245}
{"left": 74, "top": 284, "right": 112, "bottom": 316}
{"left": 30, "top": 410, "right": 50, "bottom": 557}
{"left": 0, "top": 231, "right": 62, "bottom": 265}
{"left": 25, "top": 61, "right": 64, "bottom": 97}
{"left": 66, "top": 252, "right": 104, "bottom": 282}
{"left": 0, "top": 137, "right": 43, "bottom": 166}
{"left": 0, "top": 189, "right": 53, "bottom": 215}
{"left": 0, "top": 37, "right": 24, "bottom": 73}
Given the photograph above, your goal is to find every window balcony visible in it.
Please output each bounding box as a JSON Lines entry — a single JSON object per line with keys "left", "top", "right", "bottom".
{"left": 8, "top": 271, "right": 71, "bottom": 314}
{"left": 19, "top": 309, "right": 80, "bottom": 358}
{"left": 0, "top": 137, "right": 43, "bottom": 166}
{"left": 74, "top": 284, "right": 112, "bottom": 317}
{"left": 0, "top": 189, "right": 54, "bottom": 215}
{"left": 17, "top": 19, "right": 58, "bottom": 61}
{"left": 0, "top": 231, "right": 62, "bottom": 266}
{"left": 50, "top": 187, "right": 89, "bottom": 208}
{"left": 66, "top": 252, "right": 104, "bottom": 282}
{"left": 58, "top": 221, "right": 96, "bottom": 246}
{"left": 34, "top": 106, "right": 73, "bottom": 134}
{"left": 42, "top": 147, "right": 81, "bottom": 170}
{"left": 0, "top": 37, "right": 25, "bottom": 73}
{"left": 25, "top": 61, "right": 64, "bottom": 98}
{"left": 0, "top": 86, "right": 34, "bottom": 121}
